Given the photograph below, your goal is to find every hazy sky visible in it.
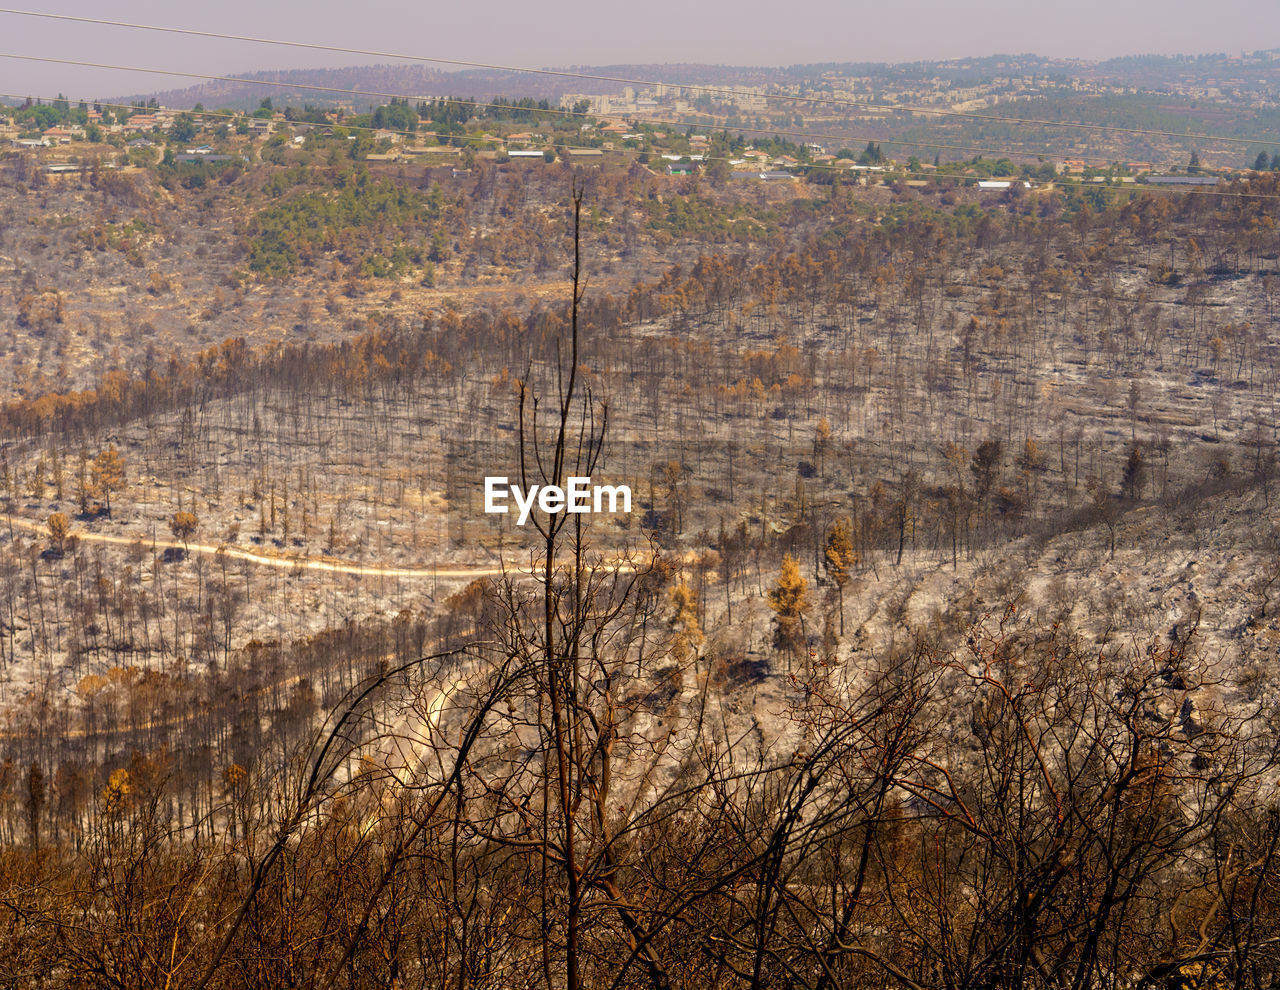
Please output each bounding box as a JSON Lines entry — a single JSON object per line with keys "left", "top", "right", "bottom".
{"left": 0, "top": 0, "right": 1277, "bottom": 104}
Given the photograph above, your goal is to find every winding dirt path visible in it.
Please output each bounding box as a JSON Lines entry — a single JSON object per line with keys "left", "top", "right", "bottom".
{"left": 3, "top": 512, "right": 653, "bottom": 579}
{"left": 3, "top": 512, "right": 509, "bottom": 579}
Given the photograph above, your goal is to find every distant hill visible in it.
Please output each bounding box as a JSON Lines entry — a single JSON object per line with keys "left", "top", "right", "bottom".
{"left": 116, "top": 50, "right": 1280, "bottom": 114}
{"left": 113, "top": 62, "right": 817, "bottom": 112}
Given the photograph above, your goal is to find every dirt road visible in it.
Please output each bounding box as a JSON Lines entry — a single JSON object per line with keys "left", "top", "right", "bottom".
{"left": 2, "top": 512, "right": 651, "bottom": 579}
{"left": 3, "top": 512, "right": 510, "bottom": 580}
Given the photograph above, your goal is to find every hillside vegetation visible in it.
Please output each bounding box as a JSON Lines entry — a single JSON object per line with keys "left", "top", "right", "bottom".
{"left": 3, "top": 126, "right": 1280, "bottom": 989}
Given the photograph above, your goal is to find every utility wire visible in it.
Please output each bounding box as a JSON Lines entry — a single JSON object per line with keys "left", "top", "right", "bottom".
{"left": 0, "top": 6, "right": 1277, "bottom": 149}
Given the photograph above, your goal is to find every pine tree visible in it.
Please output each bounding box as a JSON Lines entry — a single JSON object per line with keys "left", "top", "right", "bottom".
{"left": 89, "top": 446, "right": 125, "bottom": 517}
{"left": 768, "top": 554, "right": 809, "bottom": 659}
{"left": 668, "top": 581, "right": 703, "bottom": 663}
{"left": 823, "top": 520, "right": 857, "bottom": 636}
{"left": 47, "top": 513, "right": 69, "bottom": 553}
{"left": 169, "top": 511, "right": 198, "bottom": 552}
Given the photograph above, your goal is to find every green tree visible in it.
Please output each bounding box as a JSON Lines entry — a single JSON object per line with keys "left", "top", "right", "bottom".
{"left": 372, "top": 98, "right": 418, "bottom": 133}
{"left": 705, "top": 158, "right": 732, "bottom": 188}
{"left": 169, "top": 113, "right": 197, "bottom": 143}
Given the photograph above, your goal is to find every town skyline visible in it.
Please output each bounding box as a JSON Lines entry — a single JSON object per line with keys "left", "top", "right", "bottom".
{"left": 0, "top": 0, "right": 1277, "bottom": 105}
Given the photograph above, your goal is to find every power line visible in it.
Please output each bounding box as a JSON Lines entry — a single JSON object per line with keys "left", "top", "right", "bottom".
{"left": 0, "top": 55, "right": 1210, "bottom": 170}
{"left": 0, "top": 6, "right": 1277, "bottom": 150}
